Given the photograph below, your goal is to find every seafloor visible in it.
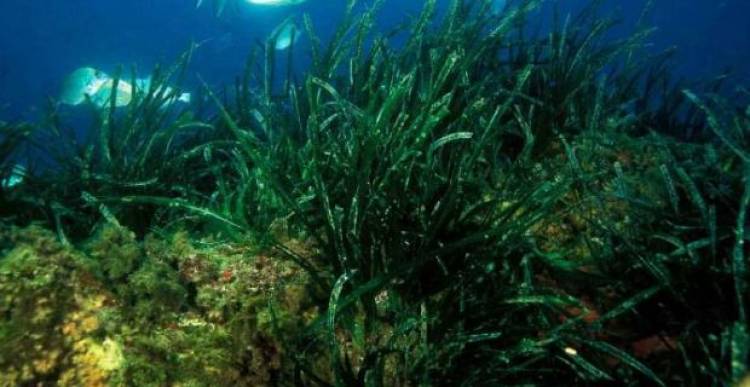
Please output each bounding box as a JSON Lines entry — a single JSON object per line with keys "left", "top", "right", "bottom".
{"left": 1, "top": 1, "right": 750, "bottom": 386}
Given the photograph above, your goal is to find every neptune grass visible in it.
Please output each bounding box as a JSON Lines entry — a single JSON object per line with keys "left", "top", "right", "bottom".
{"left": 1, "top": 0, "right": 749, "bottom": 385}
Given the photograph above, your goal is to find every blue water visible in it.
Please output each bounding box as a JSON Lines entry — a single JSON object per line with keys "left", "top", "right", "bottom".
{"left": 0, "top": 0, "right": 748, "bottom": 121}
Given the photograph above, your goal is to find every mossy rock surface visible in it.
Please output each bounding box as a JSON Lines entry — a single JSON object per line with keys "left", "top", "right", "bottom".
{"left": 0, "top": 225, "right": 317, "bottom": 386}
{"left": 0, "top": 226, "right": 121, "bottom": 386}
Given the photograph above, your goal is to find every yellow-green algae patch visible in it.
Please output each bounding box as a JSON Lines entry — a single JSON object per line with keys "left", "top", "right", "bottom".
{"left": 0, "top": 224, "right": 318, "bottom": 386}
{"left": 0, "top": 226, "right": 121, "bottom": 386}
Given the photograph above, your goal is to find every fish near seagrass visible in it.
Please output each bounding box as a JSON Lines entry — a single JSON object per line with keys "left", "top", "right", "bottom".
{"left": 60, "top": 67, "right": 191, "bottom": 108}
{"left": 272, "top": 19, "right": 299, "bottom": 50}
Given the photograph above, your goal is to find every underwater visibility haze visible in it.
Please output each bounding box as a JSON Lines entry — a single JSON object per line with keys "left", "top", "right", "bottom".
{"left": 1, "top": 0, "right": 750, "bottom": 385}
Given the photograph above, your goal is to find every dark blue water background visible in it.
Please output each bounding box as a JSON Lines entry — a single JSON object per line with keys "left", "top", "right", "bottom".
{"left": 0, "top": 0, "right": 748, "bottom": 121}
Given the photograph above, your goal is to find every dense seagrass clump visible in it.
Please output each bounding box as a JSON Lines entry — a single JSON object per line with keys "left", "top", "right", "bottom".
{"left": 189, "top": 0, "right": 747, "bottom": 385}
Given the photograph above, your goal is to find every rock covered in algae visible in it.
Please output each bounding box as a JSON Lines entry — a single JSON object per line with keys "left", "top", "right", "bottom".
{"left": 1, "top": 221, "right": 319, "bottom": 385}
{"left": 132, "top": 230, "right": 319, "bottom": 385}
{"left": 529, "top": 131, "right": 671, "bottom": 265}
{"left": 84, "top": 224, "right": 142, "bottom": 283}
{"left": 0, "top": 225, "right": 123, "bottom": 386}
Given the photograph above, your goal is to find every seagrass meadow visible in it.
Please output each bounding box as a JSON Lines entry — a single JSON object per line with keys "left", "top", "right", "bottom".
{"left": 1, "top": 0, "right": 749, "bottom": 385}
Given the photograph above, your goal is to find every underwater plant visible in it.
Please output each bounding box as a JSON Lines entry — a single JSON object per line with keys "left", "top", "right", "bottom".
{"left": 1, "top": 0, "right": 749, "bottom": 385}
{"left": 0, "top": 121, "right": 32, "bottom": 219}
{"left": 204, "top": 0, "right": 749, "bottom": 384}
{"left": 2, "top": 47, "right": 247, "bottom": 242}
{"left": 195, "top": 0, "right": 650, "bottom": 384}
